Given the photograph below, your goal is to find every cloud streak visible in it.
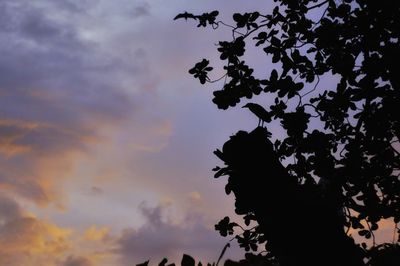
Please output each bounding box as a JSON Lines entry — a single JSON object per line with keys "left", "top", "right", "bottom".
{"left": 116, "top": 201, "right": 242, "bottom": 265}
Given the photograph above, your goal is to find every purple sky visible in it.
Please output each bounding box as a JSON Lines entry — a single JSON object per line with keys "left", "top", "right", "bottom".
{"left": 0, "top": 1, "right": 395, "bottom": 265}
{"left": 0, "top": 1, "right": 275, "bottom": 265}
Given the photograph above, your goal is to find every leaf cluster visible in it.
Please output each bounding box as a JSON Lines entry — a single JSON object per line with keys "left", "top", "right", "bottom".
{"left": 178, "top": 0, "right": 400, "bottom": 264}
{"left": 183, "top": 0, "right": 400, "bottom": 246}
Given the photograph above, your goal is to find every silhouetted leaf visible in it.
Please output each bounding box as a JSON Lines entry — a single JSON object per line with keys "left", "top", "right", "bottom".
{"left": 137, "top": 260, "right": 149, "bottom": 266}
{"left": 159, "top": 258, "right": 168, "bottom": 266}
{"left": 181, "top": 254, "right": 195, "bottom": 266}
{"left": 215, "top": 216, "right": 237, "bottom": 237}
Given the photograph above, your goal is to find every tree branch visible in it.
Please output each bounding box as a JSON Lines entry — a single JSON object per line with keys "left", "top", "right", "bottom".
{"left": 366, "top": 220, "right": 376, "bottom": 246}
{"left": 216, "top": 243, "right": 230, "bottom": 266}
{"left": 307, "top": 0, "right": 330, "bottom": 11}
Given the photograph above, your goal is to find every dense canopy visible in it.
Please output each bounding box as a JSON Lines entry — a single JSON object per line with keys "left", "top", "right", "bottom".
{"left": 176, "top": 0, "right": 400, "bottom": 265}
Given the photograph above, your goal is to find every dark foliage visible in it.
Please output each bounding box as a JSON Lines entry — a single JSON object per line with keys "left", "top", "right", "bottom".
{"left": 137, "top": 254, "right": 213, "bottom": 266}
{"left": 174, "top": 0, "right": 400, "bottom": 265}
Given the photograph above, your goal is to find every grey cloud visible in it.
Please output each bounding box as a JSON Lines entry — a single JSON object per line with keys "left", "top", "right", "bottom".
{"left": 0, "top": 118, "right": 88, "bottom": 155}
{"left": 116, "top": 202, "right": 242, "bottom": 265}
{"left": 131, "top": 3, "right": 151, "bottom": 18}
{"left": 0, "top": 0, "right": 145, "bottom": 202}
{"left": 20, "top": 11, "right": 62, "bottom": 40}
{"left": 61, "top": 256, "right": 93, "bottom": 266}
{"left": 0, "top": 1, "right": 81, "bottom": 47}
{"left": 0, "top": 195, "right": 21, "bottom": 223}
{"left": 88, "top": 186, "right": 104, "bottom": 196}
{"left": 0, "top": 176, "right": 49, "bottom": 204}
{"left": 51, "top": 0, "right": 99, "bottom": 14}
{"left": 0, "top": 1, "right": 131, "bottom": 120}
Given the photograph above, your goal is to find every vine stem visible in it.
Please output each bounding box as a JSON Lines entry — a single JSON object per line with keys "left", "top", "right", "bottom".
{"left": 365, "top": 220, "right": 376, "bottom": 246}
{"left": 307, "top": 0, "right": 330, "bottom": 11}
{"left": 216, "top": 242, "right": 230, "bottom": 266}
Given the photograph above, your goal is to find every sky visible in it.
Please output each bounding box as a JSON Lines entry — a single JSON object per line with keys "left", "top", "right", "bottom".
{"left": 0, "top": 1, "right": 275, "bottom": 265}
{"left": 0, "top": 1, "right": 396, "bottom": 266}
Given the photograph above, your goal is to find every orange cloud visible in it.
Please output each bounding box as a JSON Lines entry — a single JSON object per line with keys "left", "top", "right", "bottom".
{"left": 188, "top": 191, "right": 202, "bottom": 202}
{"left": 0, "top": 196, "right": 71, "bottom": 266}
{"left": 0, "top": 195, "right": 119, "bottom": 266}
{"left": 84, "top": 225, "right": 110, "bottom": 241}
{"left": 0, "top": 115, "right": 104, "bottom": 206}
{"left": 0, "top": 118, "right": 38, "bottom": 156}
{"left": 0, "top": 148, "right": 86, "bottom": 206}
{"left": 0, "top": 217, "right": 71, "bottom": 254}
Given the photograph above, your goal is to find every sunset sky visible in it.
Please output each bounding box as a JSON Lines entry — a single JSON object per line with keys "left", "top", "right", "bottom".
{"left": 0, "top": 1, "right": 275, "bottom": 265}
{"left": 1, "top": 1, "right": 396, "bottom": 266}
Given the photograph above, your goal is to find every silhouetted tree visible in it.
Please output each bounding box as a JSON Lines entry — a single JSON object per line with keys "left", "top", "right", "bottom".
{"left": 176, "top": 1, "right": 400, "bottom": 265}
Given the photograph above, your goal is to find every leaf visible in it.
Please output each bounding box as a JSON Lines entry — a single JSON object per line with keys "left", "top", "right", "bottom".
{"left": 215, "top": 216, "right": 235, "bottom": 236}
{"left": 181, "top": 254, "right": 195, "bottom": 266}
{"left": 370, "top": 223, "right": 378, "bottom": 231}
{"left": 270, "top": 36, "right": 280, "bottom": 47}
{"left": 270, "top": 69, "right": 278, "bottom": 82}
{"left": 210, "top": 10, "right": 219, "bottom": 17}
{"left": 212, "top": 166, "right": 220, "bottom": 171}
{"left": 214, "top": 168, "right": 228, "bottom": 178}
{"left": 249, "top": 12, "right": 259, "bottom": 21}
{"left": 225, "top": 184, "right": 232, "bottom": 194}
{"left": 159, "top": 258, "right": 168, "bottom": 266}
{"left": 213, "top": 149, "right": 224, "bottom": 161}
{"left": 272, "top": 52, "right": 280, "bottom": 63}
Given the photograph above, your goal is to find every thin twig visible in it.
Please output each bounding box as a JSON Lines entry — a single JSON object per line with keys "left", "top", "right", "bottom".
{"left": 301, "top": 75, "right": 320, "bottom": 98}
{"left": 307, "top": 0, "right": 330, "bottom": 11}
{"left": 303, "top": 103, "right": 322, "bottom": 117}
{"left": 216, "top": 243, "right": 230, "bottom": 266}
{"left": 207, "top": 73, "right": 228, "bottom": 83}
{"left": 243, "top": 23, "right": 270, "bottom": 39}
{"left": 296, "top": 93, "right": 303, "bottom": 108}
{"left": 365, "top": 220, "right": 376, "bottom": 246}
{"left": 311, "top": 5, "right": 329, "bottom": 29}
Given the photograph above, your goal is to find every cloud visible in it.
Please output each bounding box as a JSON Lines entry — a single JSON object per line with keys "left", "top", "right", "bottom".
{"left": 0, "top": 0, "right": 141, "bottom": 205}
{"left": 50, "top": 0, "right": 99, "bottom": 14}
{"left": 131, "top": 3, "right": 151, "bottom": 18}
{"left": 0, "top": 195, "right": 22, "bottom": 223}
{"left": 0, "top": 195, "right": 71, "bottom": 266}
{"left": 84, "top": 225, "right": 110, "bottom": 241}
{"left": 0, "top": 195, "right": 238, "bottom": 266}
{"left": 0, "top": 1, "right": 271, "bottom": 264}
{"left": 0, "top": 119, "right": 37, "bottom": 156}
{"left": 0, "top": 135, "right": 90, "bottom": 205}
{"left": 61, "top": 256, "right": 93, "bottom": 266}
{"left": 89, "top": 186, "right": 104, "bottom": 196}
{"left": 116, "top": 202, "right": 242, "bottom": 265}
{"left": 0, "top": 195, "right": 117, "bottom": 266}
{"left": 188, "top": 191, "right": 202, "bottom": 203}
